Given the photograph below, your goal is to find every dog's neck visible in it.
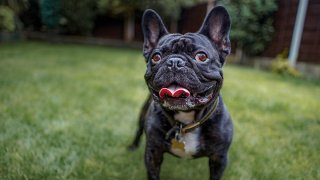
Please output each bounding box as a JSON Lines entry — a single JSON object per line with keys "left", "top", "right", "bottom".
{"left": 174, "top": 111, "right": 195, "bottom": 124}
{"left": 162, "top": 96, "right": 220, "bottom": 131}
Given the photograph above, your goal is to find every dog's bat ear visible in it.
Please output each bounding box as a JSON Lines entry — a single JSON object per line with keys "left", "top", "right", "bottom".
{"left": 198, "top": 6, "right": 231, "bottom": 57}
{"left": 142, "top": 9, "right": 168, "bottom": 58}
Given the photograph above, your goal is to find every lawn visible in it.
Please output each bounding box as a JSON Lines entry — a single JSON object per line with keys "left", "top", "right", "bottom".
{"left": 0, "top": 42, "right": 319, "bottom": 180}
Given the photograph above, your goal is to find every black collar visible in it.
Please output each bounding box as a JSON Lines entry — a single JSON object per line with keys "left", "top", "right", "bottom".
{"left": 164, "top": 96, "right": 220, "bottom": 139}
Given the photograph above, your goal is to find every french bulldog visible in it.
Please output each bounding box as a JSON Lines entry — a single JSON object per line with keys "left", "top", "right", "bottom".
{"left": 128, "top": 6, "right": 233, "bottom": 180}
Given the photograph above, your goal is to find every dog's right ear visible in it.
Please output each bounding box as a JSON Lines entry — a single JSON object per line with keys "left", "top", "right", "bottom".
{"left": 142, "top": 9, "right": 168, "bottom": 59}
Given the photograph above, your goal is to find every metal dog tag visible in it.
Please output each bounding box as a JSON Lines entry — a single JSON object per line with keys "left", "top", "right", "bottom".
{"left": 171, "top": 125, "right": 185, "bottom": 151}
{"left": 171, "top": 138, "right": 185, "bottom": 151}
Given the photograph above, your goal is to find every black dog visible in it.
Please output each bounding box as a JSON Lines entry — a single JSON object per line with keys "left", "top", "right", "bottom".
{"left": 128, "top": 6, "right": 233, "bottom": 180}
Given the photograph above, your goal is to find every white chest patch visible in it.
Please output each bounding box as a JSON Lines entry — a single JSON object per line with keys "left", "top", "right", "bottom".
{"left": 170, "top": 111, "right": 200, "bottom": 158}
{"left": 174, "top": 111, "right": 195, "bottom": 124}
{"left": 170, "top": 128, "right": 200, "bottom": 158}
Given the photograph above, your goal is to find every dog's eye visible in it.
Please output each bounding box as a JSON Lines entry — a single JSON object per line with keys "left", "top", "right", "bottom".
{"left": 195, "top": 52, "right": 208, "bottom": 62}
{"left": 151, "top": 53, "right": 161, "bottom": 63}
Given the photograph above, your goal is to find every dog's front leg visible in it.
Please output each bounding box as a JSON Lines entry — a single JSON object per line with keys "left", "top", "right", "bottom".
{"left": 209, "top": 154, "right": 228, "bottom": 180}
{"left": 145, "top": 144, "right": 163, "bottom": 180}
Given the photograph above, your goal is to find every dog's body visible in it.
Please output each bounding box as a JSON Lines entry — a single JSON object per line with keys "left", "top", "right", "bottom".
{"left": 129, "top": 6, "right": 233, "bottom": 180}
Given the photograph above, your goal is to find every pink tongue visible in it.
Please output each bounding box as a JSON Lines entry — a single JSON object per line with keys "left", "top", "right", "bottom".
{"left": 159, "top": 85, "right": 190, "bottom": 99}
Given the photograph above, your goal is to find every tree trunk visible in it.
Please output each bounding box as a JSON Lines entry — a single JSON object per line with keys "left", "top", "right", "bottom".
{"left": 235, "top": 47, "right": 245, "bottom": 64}
{"left": 124, "top": 11, "right": 135, "bottom": 42}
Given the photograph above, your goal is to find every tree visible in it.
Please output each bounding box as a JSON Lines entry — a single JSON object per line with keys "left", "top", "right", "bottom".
{"left": 39, "top": 0, "right": 61, "bottom": 29}
{"left": 0, "top": 0, "right": 30, "bottom": 32}
{"left": 97, "top": 0, "right": 204, "bottom": 42}
{"left": 0, "top": 0, "right": 29, "bottom": 14}
{"left": 143, "top": 0, "right": 203, "bottom": 32}
{"left": 60, "top": 0, "right": 97, "bottom": 35}
{"left": 0, "top": 5, "right": 15, "bottom": 32}
{"left": 219, "top": 0, "right": 277, "bottom": 61}
{"left": 39, "top": 0, "right": 97, "bottom": 35}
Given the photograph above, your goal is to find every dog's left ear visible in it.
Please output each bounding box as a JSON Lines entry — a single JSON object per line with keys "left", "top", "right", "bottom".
{"left": 142, "top": 9, "right": 168, "bottom": 59}
{"left": 198, "top": 6, "right": 231, "bottom": 57}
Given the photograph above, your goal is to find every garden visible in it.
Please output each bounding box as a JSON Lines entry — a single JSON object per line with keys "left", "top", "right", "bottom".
{"left": 0, "top": 42, "right": 319, "bottom": 179}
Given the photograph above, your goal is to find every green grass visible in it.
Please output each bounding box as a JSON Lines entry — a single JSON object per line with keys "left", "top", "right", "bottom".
{"left": 0, "top": 42, "right": 319, "bottom": 180}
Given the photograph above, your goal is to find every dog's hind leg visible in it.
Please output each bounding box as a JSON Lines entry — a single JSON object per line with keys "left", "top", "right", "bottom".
{"left": 128, "top": 94, "right": 152, "bottom": 151}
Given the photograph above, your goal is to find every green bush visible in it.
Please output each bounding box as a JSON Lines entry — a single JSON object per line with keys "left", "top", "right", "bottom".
{"left": 0, "top": 5, "right": 15, "bottom": 32}
{"left": 220, "top": 0, "right": 278, "bottom": 56}
{"left": 60, "top": 0, "right": 96, "bottom": 35}
{"left": 38, "top": 0, "right": 96, "bottom": 35}
{"left": 271, "top": 50, "right": 301, "bottom": 77}
{"left": 39, "top": 0, "right": 61, "bottom": 28}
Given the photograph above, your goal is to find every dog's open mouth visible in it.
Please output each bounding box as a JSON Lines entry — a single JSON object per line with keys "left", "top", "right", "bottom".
{"left": 153, "top": 83, "right": 218, "bottom": 111}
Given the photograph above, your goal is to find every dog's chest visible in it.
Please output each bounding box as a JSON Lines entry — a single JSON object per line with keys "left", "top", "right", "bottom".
{"left": 170, "top": 111, "right": 200, "bottom": 158}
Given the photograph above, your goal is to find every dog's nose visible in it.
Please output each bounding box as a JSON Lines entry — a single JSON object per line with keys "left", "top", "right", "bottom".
{"left": 167, "top": 58, "right": 185, "bottom": 69}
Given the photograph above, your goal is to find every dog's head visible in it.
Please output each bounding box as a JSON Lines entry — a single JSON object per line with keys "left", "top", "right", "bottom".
{"left": 142, "top": 6, "right": 231, "bottom": 111}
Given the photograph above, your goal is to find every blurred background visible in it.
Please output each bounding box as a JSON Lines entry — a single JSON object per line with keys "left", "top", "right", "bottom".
{"left": 0, "top": 0, "right": 320, "bottom": 179}
{"left": 1, "top": 0, "right": 320, "bottom": 77}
